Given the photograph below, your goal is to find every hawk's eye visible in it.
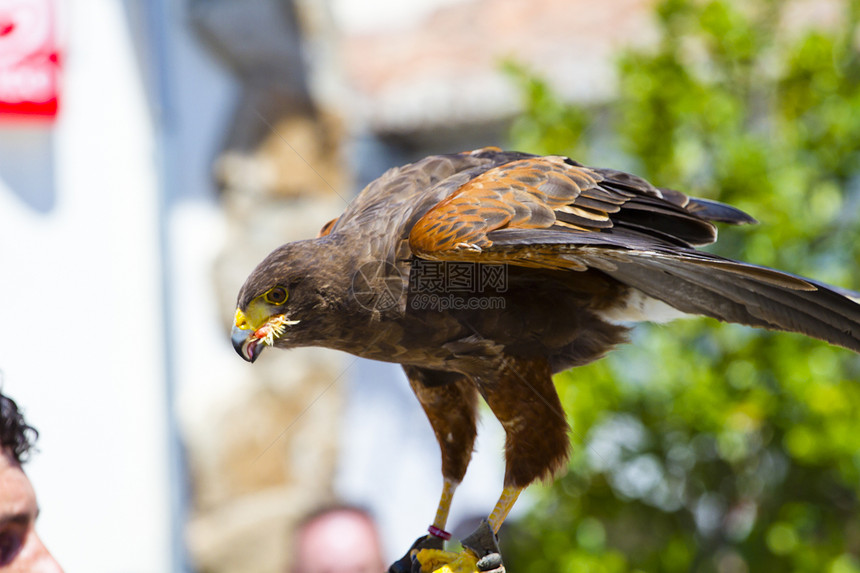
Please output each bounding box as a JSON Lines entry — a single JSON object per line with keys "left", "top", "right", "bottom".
{"left": 264, "top": 287, "right": 288, "bottom": 305}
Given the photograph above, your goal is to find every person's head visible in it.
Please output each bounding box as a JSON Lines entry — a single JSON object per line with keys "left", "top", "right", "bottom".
{"left": 0, "top": 390, "right": 63, "bottom": 572}
{"left": 290, "top": 504, "right": 385, "bottom": 573}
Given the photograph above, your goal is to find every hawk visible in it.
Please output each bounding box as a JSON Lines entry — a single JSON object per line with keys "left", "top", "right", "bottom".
{"left": 231, "top": 148, "right": 860, "bottom": 572}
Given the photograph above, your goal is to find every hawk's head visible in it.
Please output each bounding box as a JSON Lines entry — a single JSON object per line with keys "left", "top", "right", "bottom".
{"left": 231, "top": 241, "right": 324, "bottom": 362}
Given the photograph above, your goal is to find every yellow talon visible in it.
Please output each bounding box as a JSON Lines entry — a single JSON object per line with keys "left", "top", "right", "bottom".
{"left": 487, "top": 486, "right": 522, "bottom": 534}
{"left": 433, "top": 478, "right": 459, "bottom": 531}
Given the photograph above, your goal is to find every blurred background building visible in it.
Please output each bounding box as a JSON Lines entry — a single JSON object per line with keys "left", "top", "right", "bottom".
{"left": 1, "top": 0, "right": 855, "bottom": 572}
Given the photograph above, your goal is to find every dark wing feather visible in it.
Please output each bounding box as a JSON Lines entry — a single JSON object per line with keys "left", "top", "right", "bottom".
{"left": 604, "top": 251, "right": 860, "bottom": 352}
{"left": 486, "top": 227, "right": 860, "bottom": 353}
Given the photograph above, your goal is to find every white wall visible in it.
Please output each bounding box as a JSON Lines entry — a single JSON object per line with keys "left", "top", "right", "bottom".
{"left": 0, "top": 0, "right": 171, "bottom": 571}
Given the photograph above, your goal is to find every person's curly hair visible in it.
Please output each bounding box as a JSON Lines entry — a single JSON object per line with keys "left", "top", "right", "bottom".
{"left": 0, "top": 390, "right": 39, "bottom": 464}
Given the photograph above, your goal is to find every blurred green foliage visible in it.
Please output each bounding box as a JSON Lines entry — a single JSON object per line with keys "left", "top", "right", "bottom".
{"left": 502, "top": 1, "right": 860, "bottom": 571}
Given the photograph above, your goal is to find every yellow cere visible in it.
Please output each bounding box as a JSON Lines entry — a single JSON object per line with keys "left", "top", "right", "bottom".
{"left": 234, "top": 308, "right": 250, "bottom": 329}
{"left": 416, "top": 549, "right": 479, "bottom": 573}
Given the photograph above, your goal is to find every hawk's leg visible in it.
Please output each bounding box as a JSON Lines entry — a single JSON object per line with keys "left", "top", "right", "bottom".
{"left": 389, "top": 367, "right": 479, "bottom": 573}
{"left": 480, "top": 356, "right": 570, "bottom": 496}
{"left": 406, "top": 366, "right": 479, "bottom": 532}
{"left": 464, "top": 356, "right": 571, "bottom": 570}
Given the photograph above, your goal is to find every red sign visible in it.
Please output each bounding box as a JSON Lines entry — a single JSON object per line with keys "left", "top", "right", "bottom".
{"left": 0, "top": 0, "right": 60, "bottom": 120}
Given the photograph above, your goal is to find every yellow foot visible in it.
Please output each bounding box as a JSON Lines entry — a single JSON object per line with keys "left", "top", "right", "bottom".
{"left": 415, "top": 548, "right": 478, "bottom": 573}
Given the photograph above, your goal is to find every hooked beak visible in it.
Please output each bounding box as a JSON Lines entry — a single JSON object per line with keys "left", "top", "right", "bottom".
{"left": 231, "top": 322, "right": 261, "bottom": 363}
{"left": 231, "top": 308, "right": 300, "bottom": 363}
{"left": 232, "top": 307, "right": 263, "bottom": 363}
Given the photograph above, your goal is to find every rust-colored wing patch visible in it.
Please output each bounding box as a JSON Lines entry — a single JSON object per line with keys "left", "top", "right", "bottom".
{"left": 317, "top": 217, "right": 339, "bottom": 238}
{"left": 407, "top": 152, "right": 736, "bottom": 271}
{"left": 408, "top": 156, "right": 632, "bottom": 267}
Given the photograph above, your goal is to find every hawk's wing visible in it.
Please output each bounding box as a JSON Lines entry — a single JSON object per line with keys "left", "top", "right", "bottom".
{"left": 409, "top": 154, "right": 753, "bottom": 258}
{"left": 407, "top": 153, "right": 860, "bottom": 353}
